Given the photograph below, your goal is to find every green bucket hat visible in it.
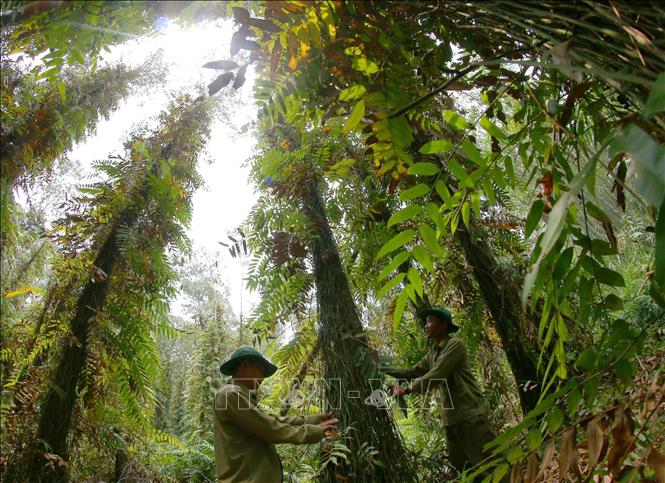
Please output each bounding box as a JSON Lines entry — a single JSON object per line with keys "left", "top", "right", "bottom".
{"left": 419, "top": 307, "right": 459, "bottom": 333}
{"left": 219, "top": 346, "right": 278, "bottom": 377}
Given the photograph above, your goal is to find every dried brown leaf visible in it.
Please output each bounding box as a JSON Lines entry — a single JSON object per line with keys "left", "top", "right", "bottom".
{"left": 510, "top": 462, "right": 522, "bottom": 483}
{"left": 646, "top": 447, "right": 665, "bottom": 483}
{"left": 233, "top": 65, "right": 247, "bottom": 89}
{"left": 232, "top": 7, "right": 250, "bottom": 24}
{"left": 559, "top": 80, "right": 591, "bottom": 126}
{"left": 559, "top": 427, "right": 578, "bottom": 480}
{"left": 586, "top": 415, "right": 604, "bottom": 470}
{"left": 208, "top": 72, "right": 234, "bottom": 96}
{"left": 270, "top": 38, "right": 282, "bottom": 73}
{"left": 249, "top": 17, "right": 281, "bottom": 33}
{"left": 202, "top": 60, "right": 238, "bottom": 70}
{"left": 538, "top": 441, "right": 555, "bottom": 479}
{"left": 607, "top": 405, "right": 635, "bottom": 476}
{"left": 525, "top": 453, "right": 539, "bottom": 483}
{"left": 548, "top": 39, "right": 583, "bottom": 82}
{"left": 239, "top": 39, "right": 260, "bottom": 51}
{"left": 642, "top": 378, "right": 662, "bottom": 418}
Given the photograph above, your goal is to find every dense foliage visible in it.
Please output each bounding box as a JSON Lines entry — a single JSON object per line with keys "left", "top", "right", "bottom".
{"left": 1, "top": 1, "right": 663, "bottom": 482}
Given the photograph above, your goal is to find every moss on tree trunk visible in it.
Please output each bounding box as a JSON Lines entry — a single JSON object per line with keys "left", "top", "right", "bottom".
{"left": 301, "top": 178, "right": 412, "bottom": 482}
{"left": 455, "top": 223, "right": 542, "bottom": 413}
{"left": 25, "top": 208, "right": 138, "bottom": 482}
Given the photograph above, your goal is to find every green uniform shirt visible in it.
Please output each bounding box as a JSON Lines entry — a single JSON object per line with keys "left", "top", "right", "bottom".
{"left": 382, "top": 335, "right": 487, "bottom": 426}
{"left": 213, "top": 380, "right": 324, "bottom": 482}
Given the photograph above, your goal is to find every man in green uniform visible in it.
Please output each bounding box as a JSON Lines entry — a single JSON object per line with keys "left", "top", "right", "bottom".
{"left": 213, "top": 346, "right": 338, "bottom": 482}
{"left": 380, "top": 307, "right": 495, "bottom": 475}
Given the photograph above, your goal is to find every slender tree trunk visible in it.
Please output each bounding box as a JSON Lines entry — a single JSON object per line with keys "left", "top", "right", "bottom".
{"left": 24, "top": 207, "right": 139, "bottom": 482}
{"left": 301, "top": 178, "right": 412, "bottom": 483}
{"left": 455, "top": 223, "right": 541, "bottom": 413}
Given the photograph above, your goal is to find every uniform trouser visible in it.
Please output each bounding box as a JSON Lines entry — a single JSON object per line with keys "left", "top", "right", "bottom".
{"left": 445, "top": 413, "right": 496, "bottom": 476}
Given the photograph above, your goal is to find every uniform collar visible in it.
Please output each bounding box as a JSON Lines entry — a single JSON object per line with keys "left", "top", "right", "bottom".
{"left": 434, "top": 334, "right": 452, "bottom": 351}
{"left": 230, "top": 378, "right": 260, "bottom": 402}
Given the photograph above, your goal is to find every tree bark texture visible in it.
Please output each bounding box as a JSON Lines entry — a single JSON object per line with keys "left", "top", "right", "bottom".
{"left": 455, "top": 223, "right": 542, "bottom": 413}
{"left": 25, "top": 207, "right": 139, "bottom": 482}
{"left": 301, "top": 178, "right": 413, "bottom": 483}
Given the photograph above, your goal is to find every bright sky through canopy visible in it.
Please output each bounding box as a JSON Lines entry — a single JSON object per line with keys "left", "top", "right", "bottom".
{"left": 25, "top": 18, "right": 260, "bottom": 321}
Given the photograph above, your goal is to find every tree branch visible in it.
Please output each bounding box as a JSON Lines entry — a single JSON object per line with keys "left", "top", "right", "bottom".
{"left": 388, "top": 45, "right": 538, "bottom": 119}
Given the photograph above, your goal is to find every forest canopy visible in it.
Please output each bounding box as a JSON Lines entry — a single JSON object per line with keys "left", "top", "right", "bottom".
{"left": 1, "top": 1, "right": 664, "bottom": 482}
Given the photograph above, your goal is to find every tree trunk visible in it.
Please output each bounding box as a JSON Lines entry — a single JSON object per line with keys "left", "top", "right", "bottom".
{"left": 25, "top": 207, "right": 139, "bottom": 482}
{"left": 455, "top": 222, "right": 542, "bottom": 413}
{"left": 301, "top": 178, "right": 413, "bottom": 483}
{"left": 113, "top": 446, "right": 129, "bottom": 482}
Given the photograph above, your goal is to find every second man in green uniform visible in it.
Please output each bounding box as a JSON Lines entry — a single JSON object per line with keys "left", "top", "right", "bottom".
{"left": 380, "top": 307, "right": 496, "bottom": 475}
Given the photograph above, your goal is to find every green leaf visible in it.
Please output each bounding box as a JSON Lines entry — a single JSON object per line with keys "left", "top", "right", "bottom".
{"left": 522, "top": 140, "right": 608, "bottom": 307}
{"left": 567, "top": 388, "right": 581, "bottom": 417}
{"left": 553, "top": 247, "right": 574, "bottom": 281}
{"left": 404, "top": 283, "right": 417, "bottom": 304}
{"left": 611, "top": 124, "right": 665, "bottom": 208}
{"left": 608, "top": 319, "right": 634, "bottom": 344}
{"left": 339, "top": 84, "right": 367, "bottom": 101}
{"left": 471, "top": 193, "right": 481, "bottom": 219}
{"left": 57, "top": 81, "right": 66, "bottom": 101}
{"left": 376, "top": 230, "right": 415, "bottom": 259}
{"left": 585, "top": 201, "right": 610, "bottom": 223}
{"left": 447, "top": 159, "right": 472, "bottom": 188}
{"left": 483, "top": 178, "right": 496, "bottom": 205}
{"left": 506, "top": 446, "right": 523, "bottom": 464}
{"left": 418, "top": 223, "right": 441, "bottom": 256}
{"left": 492, "top": 463, "right": 509, "bottom": 483}
{"left": 407, "top": 267, "right": 423, "bottom": 298}
{"left": 603, "top": 293, "right": 624, "bottom": 311}
{"left": 393, "top": 289, "right": 409, "bottom": 329}
{"left": 412, "top": 244, "right": 434, "bottom": 272}
{"left": 38, "top": 66, "right": 60, "bottom": 80}
{"left": 590, "top": 239, "right": 617, "bottom": 256}
{"left": 70, "top": 48, "right": 85, "bottom": 65}
{"left": 388, "top": 116, "right": 413, "bottom": 149}
{"left": 546, "top": 408, "right": 564, "bottom": 434}
{"left": 424, "top": 203, "right": 442, "bottom": 230}
{"left": 343, "top": 100, "right": 365, "bottom": 134}
{"left": 461, "top": 139, "right": 485, "bottom": 166}
{"left": 378, "top": 251, "right": 410, "bottom": 280}
{"left": 387, "top": 205, "right": 421, "bottom": 228}
{"left": 613, "top": 358, "right": 635, "bottom": 386}
{"left": 377, "top": 273, "right": 406, "bottom": 299}
{"left": 480, "top": 116, "right": 506, "bottom": 140}
{"left": 651, "top": 197, "right": 665, "bottom": 309}
{"left": 408, "top": 162, "right": 440, "bottom": 176}
{"left": 419, "top": 139, "right": 454, "bottom": 155}
{"left": 583, "top": 377, "right": 601, "bottom": 407}
{"left": 575, "top": 349, "right": 597, "bottom": 371}
{"left": 524, "top": 199, "right": 545, "bottom": 238}
{"left": 435, "top": 180, "right": 453, "bottom": 208}
{"left": 461, "top": 201, "right": 470, "bottom": 227}
{"left": 352, "top": 56, "right": 379, "bottom": 75}
{"left": 399, "top": 184, "right": 430, "bottom": 201}
{"left": 449, "top": 211, "right": 459, "bottom": 235}
{"left": 643, "top": 72, "right": 665, "bottom": 118}
{"left": 525, "top": 429, "right": 542, "bottom": 451}
{"left": 504, "top": 157, "right": 516, "bottom": 185}
{"left": 595, "top": 267, "right": 625, "bottom": 287}
{"left": 443, "top": 110, "right": 469, "bottom": 129}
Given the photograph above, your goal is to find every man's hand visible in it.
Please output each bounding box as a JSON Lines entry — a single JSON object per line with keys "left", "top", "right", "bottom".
{"left": 388, "top": 383, "right": 410, "bottom": 397}
{"left": 318, "top": 412, "right": 335, "bottom": 422}
{"left": 320, "top": 417, "right": 338, "bottom": 435}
